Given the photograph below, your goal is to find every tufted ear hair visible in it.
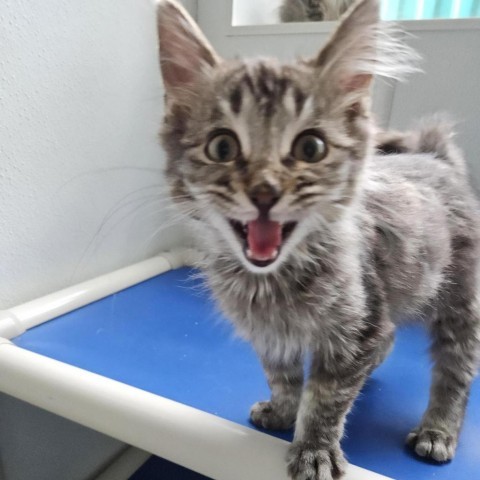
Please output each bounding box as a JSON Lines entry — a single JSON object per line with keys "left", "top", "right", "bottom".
{"left": 156, "top": 0, "right": 221, "bottom": 102}
{"left": 311, "top": 0, "right": 418, "bottom": 100}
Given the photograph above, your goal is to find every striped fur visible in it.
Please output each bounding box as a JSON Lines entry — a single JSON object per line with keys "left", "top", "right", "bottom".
{"left": 157, "top": 1, "right": 480, "bottom": 479}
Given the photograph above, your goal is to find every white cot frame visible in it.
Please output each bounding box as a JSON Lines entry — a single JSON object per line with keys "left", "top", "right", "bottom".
{"left": 0, "top": 248, "right": 392, "bottom": 480}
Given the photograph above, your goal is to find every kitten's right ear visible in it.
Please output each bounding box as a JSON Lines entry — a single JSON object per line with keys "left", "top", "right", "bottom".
{"left": 156, "top": 0, "right": 221, "bottom": 101}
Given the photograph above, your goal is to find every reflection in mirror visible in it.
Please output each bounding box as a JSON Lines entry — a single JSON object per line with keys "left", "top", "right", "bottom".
{"left": 280, "top": 0, "right": 354, "bottom": 22}
{"left": 232, "top": 0, "right": 480, "bottom": 26}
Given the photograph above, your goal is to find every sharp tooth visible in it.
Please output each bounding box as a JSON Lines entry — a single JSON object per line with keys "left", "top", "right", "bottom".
{"left": 269, "top": 248, "right": 279, "bottom": 260}
{"left": 245, "top": 249, "right": 279, "bottom": 262}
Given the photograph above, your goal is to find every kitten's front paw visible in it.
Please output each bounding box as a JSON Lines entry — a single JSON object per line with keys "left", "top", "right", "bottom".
{"left": 286, "top": 442, "right": 347, "bottom": 480}
{"left": 250, "top": 401, "right": 295, "bottom": 430}
{"left": 406, "top": 427, "right": 456, "bottom": 462}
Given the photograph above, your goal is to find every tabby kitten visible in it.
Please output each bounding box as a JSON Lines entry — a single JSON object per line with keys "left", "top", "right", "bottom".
{"left": 156, "top": 0, "right": 480, "bottom": 479}
{"left": 280, "top": 0, "right": 355, "bottom": 22}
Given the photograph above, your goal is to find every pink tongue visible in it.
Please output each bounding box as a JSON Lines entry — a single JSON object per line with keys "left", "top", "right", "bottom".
{"left": 247, "top": 218, "right": 282, "bottom": 260}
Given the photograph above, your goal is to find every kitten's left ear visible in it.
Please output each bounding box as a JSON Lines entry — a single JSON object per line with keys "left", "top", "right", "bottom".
{"left": 157, "top": 0, "right": 221, "bottom": 102}
{"left": 312, "top": 0, "right": 417, "bottom": 98}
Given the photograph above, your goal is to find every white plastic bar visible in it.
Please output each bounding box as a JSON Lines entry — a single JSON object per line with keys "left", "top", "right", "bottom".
{"left": 0, "top": 342, "right": 392, "bottom": 480}
{"left": 0, "top": 248, "right": 196, "bottom": 339}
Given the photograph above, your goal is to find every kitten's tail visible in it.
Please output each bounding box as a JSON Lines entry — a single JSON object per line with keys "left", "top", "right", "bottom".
{"left": 375, "top": 115, "right": 466, "bottom": 175}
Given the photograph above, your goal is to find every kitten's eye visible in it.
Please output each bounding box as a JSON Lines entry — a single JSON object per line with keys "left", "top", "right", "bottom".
{"left": 292, "top": 132, "right": 327, "bottom": 163}
{"left": 206, "top": 131, "right": 240, "bottom": 162}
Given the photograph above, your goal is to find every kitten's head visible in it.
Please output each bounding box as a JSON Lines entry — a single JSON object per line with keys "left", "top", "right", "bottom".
{"left": 157, "top": 0, "right": 416, "bottom": 273}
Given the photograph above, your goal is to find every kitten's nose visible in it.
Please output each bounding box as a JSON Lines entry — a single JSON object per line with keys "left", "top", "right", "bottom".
{"left": 249, "top": 182, "right": 280, "bottom": 215}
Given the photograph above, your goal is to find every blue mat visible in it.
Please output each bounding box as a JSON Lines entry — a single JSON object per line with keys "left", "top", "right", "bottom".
{"left": 13, "top": 268, "right": 480, "bottom": 480}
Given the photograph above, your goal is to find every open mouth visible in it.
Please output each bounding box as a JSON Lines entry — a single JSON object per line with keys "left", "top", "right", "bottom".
{"left": 229, "top": 217, "right": 297, "bottom": 267}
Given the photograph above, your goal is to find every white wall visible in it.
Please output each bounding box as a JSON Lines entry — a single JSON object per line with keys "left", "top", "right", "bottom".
{"left": 0, "top": 0, "right": 185, "bottom": 309}
{"left": 0, "top": 394, "right": 125, "bottom": 480}
{"left": 0, "top": 1, "right": 195, "bottom": 479}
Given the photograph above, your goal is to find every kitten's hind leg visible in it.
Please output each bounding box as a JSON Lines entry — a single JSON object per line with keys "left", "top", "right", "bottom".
{"left": 250, "top": 354, "right": 304, "bottom": 431}
{"left": 407, "top": 240, "right": 480, "bottom": 462}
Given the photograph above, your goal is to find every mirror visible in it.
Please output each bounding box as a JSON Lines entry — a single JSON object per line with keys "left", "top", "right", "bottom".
{"left": 232, "top": 0, "right": 480, "bottom": 26}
